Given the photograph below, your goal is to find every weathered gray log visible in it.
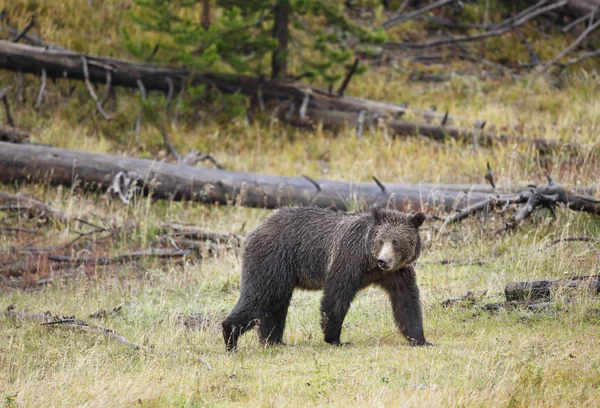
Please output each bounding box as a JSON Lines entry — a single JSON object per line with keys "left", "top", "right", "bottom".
{"left": 0, "top": 41, "right": 188, "bottom": 93}
{"left": 306, "top": 108, "right": 571, "bottom": 153}
{"left": 505, "top": 275, "right": 600, "bottom": 301}
{"left": 0, "top": 141, "right": 494, "bottom": 212}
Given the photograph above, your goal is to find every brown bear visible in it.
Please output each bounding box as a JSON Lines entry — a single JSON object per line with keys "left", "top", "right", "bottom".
{"left": 222, "top": 206, "right": 430, "bottom": 351}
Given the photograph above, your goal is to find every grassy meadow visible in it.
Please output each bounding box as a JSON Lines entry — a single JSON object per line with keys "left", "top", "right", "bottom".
{"left": 1, "top": 1, "right": 600, "bottom": 406}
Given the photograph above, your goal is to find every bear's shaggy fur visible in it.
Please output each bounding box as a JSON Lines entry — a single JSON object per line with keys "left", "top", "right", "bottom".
{"left": 222, "top": 206, "right": 429, "bottom": 351}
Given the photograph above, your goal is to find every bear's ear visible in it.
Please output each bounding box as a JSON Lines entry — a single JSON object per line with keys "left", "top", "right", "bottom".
{"left": 371, "top": 207, "right": 383, "bottom": 225}
{"left": 411, "top": 212, "right": 426, "bottom": 229}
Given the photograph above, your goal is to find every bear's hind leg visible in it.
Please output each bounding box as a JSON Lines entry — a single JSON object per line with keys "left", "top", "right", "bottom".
{"left": 258, "top": 296, "right": 291, "bottom": 346}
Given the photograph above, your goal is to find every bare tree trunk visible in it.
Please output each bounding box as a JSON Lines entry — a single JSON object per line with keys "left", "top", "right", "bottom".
{"left": 271, "top": 0, "right": 290, "bottom": 79}
{"left": 201, "top": 0, "right": 211, "bottom": 31}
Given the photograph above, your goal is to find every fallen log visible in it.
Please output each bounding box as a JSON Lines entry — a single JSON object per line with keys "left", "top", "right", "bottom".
{"left": 0, "top": 41, "right": 571, "bottom": 152}
{"left": 0, "top": 141, "right": 494, "bottom": 212}
{"left": 505, "top": 275, "right": 600, "bottom": 301}
{"left": 306, "top": 108, "right": 572, "bottom": 152}
{"left": 0, "top": 191, "right": 70, "bottom": 223}
{"left": 0, "top": 41, "right": 188, "bottom": 93}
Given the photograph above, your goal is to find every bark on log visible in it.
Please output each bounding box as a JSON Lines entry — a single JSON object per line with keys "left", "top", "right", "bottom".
{"left": 0, "top": 141, "right": 495, "bottom": 212}
{"left": 505, "top": 275, "right": 600, "bottom": 301}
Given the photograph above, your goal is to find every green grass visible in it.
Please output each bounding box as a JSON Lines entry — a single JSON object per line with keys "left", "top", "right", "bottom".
{"left": 2, "top": 1, "right": 600, "bottom": 407}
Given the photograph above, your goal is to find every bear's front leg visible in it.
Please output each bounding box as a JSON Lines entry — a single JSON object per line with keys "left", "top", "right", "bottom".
{"left": 378, "top": 266, "right": 431, "bottom": 347}
{"left": 320, "top": 270, "right": 362, "bottom": 346}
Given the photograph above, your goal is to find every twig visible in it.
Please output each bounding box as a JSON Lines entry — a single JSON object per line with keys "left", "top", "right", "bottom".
{"left": 337, "top": 58, "right": 359, "bottom": 96}
{"left": 299, "top": 90, "right": 310, "bottom": 120}
{"left": 179, "top": 150, "right": 225, "bottom": 169}
{"left": 89, "top": 305, "right": 122, "bottom": 319}
{"left": 99, "top": 70, "right": 112, "bottom": 107}
{"left": 35, "top": 68, "right": 46, "bottom": 110}
{"left": 486, "top": 0, "right": 547, "bottom": 31}
{"left": 46, "top": 248, "right": 192, "bottom": 265}
{"left": 526, "top": 18, "right": 600, "bottom": 90}
{"left": 159, "top": 125, "right": 181, "bottom": 162}
{"left": 173, "top": 76, "right": 186, "bottom": 127}
{"left": 165, "top": 76, "right": 174, "bottom": 114}
{"left": 81, "top": 57, "right": 111, "bottom": 120}
{"left": 562, "top": 10, "right": 595, "bottom": 33}
{"left": 302, "top": 175, "right": 322, "bottom": 193}
{"left": 485, "top": 162, "right": 495, "bottom": 188}
{"left": 12, "top": 17, "right": 35, "bottom": 43}
{"left": 145, "top": 44, "right": 159, "bottom": 62}
{"left": 16, "top": 71, "right": 23, "bottom": 103}
{"left": 385, "top": 0, "right": 567, "bottom": 49}
{"left": 382, "top": 0, "right": 457, "bottom": 29}
{"left": 2, "top": 306, "right": 213, "bottom": 370}
{"left": 158, "top": 224, "right": 242, "bottom": 245}
{"left": 372, "top": 176, "right": 387, "bottom": 194}
{"left": 542, "top": 236, "right": 600, "bottom": 249}
{"left": 135, "top": 79, "right": 147, "bottom": 143}
{"left": 442, "top": 290, "right": 487, "bottom": 307}
{"left": 559, "top": 48, "right": 600, "bottom": 67}
{"left": 0, "top": 86, "right": 15, "bottom": 127}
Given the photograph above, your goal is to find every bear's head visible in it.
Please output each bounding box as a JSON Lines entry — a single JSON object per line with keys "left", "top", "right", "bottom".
{"left": 369, "top": 208, "right": 425, "bottom": 272}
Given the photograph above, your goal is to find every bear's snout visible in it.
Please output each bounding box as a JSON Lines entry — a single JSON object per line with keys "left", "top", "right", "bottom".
{"left": 377, "top": 258, "right": 392, "bottom": 270}
{"left": 377, "top": 243, "right": 395, "bottom": 271}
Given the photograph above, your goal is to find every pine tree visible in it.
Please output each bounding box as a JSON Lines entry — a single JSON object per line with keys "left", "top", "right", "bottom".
{"left": 125, "top": 0, "right": 386, "bottom": 86}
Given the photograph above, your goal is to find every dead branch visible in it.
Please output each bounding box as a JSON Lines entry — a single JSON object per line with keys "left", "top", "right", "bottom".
{"left": 180, "top": 150, "right": 225, "bottom": 169}
{"left": 35, "top": 68, "right": 46, "bottom": 109}
{"left": 89, "top": 305, "right": 122, "bottom": 319}
{"left": 384, "top": 0, "right": 568, "bottom": 50}
{"left": 46, "top": 248, "right": 192, "bottom": 265}
{"left": 1, "top": 304, "right": 51, "bottom": 321}
{"left": 542, "top": 236, "right": 600, "bottom": 249}
{"left": 99, "top": 70, "right": 112, "bottom": 107}
{"left": 81, "top": 56, "right": 111, "bottom": 120}
{"left": 483, "top": 299, "right": 562, "bottom": 313}
{"left": 505, "top": 275, "right": 600, "bottom": 301}
{"left": 158, "top": 223, "right": 242, "bottom": 245}
{"left": 526, "top": 17, "right": 600, "bottom": 89}
{"left": 0, "top": 191, "right": 69, "bottom": 223}
{"left": 442, "top": 290, "right": 487, "bottom": 307}
{"left": 135, "top": 79, "right": 147, "bottom": 142}
{"left": 382, "top": 0, "right": 457, "bottom": 29}
{"left": 443, "top": 176, "right": 600, "bottom": 232}
{"left": 159, "top": 125, "right": 182, "bottom": 162}
{"left": 558, "top": 47, "right": 600, "bottom": 67}
{"left": 12, "top": 17, "right": 35, "bottom": 43}
{"left": 1, "top": 88, "right": 15, "bottom": 127}
{"left": 2, "top": 305, "right": 212, "bottom": 369}
{"left": 337, "top": 58, "right": 359, "bottom": 96}
{"left": 562, "top": 9, "right": 596, "bottom": 32}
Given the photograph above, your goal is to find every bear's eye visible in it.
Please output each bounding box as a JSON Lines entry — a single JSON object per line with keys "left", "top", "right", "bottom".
{"left": 392, "top": 239, "right": 399, "bottom": 246}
